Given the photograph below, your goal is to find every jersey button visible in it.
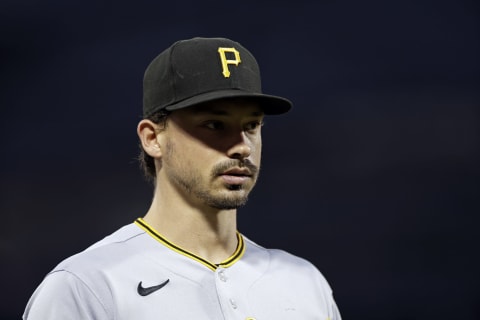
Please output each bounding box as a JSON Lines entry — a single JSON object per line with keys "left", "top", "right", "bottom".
{"left": 229, "top": 298, "right": 237, "bottom": 309}
{"left": 218, "top": 270, "right": 227, "bottom": 282}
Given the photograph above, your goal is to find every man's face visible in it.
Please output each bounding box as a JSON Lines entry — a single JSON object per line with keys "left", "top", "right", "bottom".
{"left": 158, "top": 99, "right": 264, "bottom": 210}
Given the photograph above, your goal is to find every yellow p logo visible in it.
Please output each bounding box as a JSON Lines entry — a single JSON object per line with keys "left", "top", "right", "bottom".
{"left": 218, "top": 47, "right": 241, "bottom": 78}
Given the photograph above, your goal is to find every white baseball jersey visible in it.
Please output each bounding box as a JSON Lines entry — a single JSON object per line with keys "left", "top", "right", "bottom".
{"left": 23, "top": 218, "right": 341, "bottom": 320}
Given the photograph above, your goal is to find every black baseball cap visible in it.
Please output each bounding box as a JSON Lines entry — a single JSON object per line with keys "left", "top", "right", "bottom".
{"left": 143, "top": 37, "right": 292, "bottom": 117}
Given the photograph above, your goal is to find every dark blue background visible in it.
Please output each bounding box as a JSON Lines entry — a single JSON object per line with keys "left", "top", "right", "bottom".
{"left": 1, "top": 0, "right": 479, "bottom": 319}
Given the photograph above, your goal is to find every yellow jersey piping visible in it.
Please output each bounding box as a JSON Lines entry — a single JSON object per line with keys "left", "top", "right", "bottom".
{"left": 134, "top": 218, "right": 245, "bottom": 271}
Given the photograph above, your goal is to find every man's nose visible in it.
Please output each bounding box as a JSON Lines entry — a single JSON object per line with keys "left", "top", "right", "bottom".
{"left": 226, "top": 132, "right": 252, "bottom": 160}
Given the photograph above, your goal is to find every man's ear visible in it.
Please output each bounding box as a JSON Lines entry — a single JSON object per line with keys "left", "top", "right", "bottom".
{"left": 137, "top": 119, "right": 163, "bottom": 158}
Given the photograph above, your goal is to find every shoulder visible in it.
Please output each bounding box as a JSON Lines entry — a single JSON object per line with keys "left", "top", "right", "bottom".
{"left": 54, "top": 223, "right": 144, "bottom": 271}
{"left": 40, "top": 222, "right": 151, "bottom": 294}
{"left": 243, "top": 236, "right": 333, "bottom": 292}
{"left": 24, "top": 223, "right": 148, "bottom": 320}
{"left": 244, "top": 236, "right": 322, "bottom": 269}
{"left": 241, "top": 236, "right": 341, "bottom": 319}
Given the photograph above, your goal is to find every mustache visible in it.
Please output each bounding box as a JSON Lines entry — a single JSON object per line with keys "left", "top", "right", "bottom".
{"left": 211, "top": 159, "right": 259, "bottom": 177}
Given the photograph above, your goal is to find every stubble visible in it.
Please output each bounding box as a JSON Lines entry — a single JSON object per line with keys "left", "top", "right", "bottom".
{"left": 164, "top": 138, "right": 259, "bottom": 210}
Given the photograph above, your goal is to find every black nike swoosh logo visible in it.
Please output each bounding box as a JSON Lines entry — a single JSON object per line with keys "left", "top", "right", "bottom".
{"left": 137, "top": 279, "right": 170, "bottom": 296}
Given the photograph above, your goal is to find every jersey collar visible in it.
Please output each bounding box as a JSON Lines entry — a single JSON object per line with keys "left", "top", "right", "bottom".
{"left": 134, "top": 218, "right": 245, "bottom": 271}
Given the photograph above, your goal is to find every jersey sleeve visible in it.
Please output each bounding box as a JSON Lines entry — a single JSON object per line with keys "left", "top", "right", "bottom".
{"left": 330, "top": 296, "right": 342, "bottom": 320}
{"left": 23, "top": 270, "right": 111, "bottom": 320}
{"left": 318, "top": 268, "right": 342, "bottom": 320}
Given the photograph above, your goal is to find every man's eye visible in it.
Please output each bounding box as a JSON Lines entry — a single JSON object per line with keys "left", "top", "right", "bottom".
{"left": 245, "top": 121, "right": 263, "bottom": 132}
{"left": 204, "top": 121, "right": 224, "bottom": 130}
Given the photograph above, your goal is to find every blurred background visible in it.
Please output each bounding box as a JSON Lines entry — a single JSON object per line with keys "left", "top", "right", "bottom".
{"left": 1, "top": 0, "right": 479, "bottom": 319}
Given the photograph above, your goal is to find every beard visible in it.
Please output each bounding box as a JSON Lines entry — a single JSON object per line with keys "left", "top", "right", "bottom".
{"left": 163, "top": 139, "right": 260, "bottom": 210}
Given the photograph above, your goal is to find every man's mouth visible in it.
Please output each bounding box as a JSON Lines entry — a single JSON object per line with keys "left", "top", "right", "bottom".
{"left": 220, "top": 168, "right": 252, "bottom": 185}
{"left": 222, "top": 168, "right": 252, "bottom": 177}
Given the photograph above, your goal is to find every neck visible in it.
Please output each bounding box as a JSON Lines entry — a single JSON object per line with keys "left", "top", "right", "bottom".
{"left": 142, "top": 185, "right": 239, "bottom": 265}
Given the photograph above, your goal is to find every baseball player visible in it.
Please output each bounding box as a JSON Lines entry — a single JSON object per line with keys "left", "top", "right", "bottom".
{"left": 23, "top": 37, "right": 341, "bottom": 320}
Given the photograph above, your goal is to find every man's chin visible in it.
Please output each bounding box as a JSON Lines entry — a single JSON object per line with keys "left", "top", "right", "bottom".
{"left": 208, "top": 191, "right": 250, "bottom": 210}
{"left": 209, "top": 201, "right": 247, "bottom": 210}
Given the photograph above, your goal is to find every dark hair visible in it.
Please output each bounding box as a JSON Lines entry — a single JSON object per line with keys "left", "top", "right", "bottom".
{"left": 138, "top": 110, "right": 170, "bottom": 183}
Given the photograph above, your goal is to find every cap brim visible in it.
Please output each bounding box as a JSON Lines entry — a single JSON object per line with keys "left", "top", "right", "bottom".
{"left": 164, "top": 89, "right": 292, "bottom": 115}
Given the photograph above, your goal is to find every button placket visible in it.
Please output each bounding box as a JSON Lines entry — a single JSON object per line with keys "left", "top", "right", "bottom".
{"left": 216, "top": 268, "right": 241, "bottom": 314}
